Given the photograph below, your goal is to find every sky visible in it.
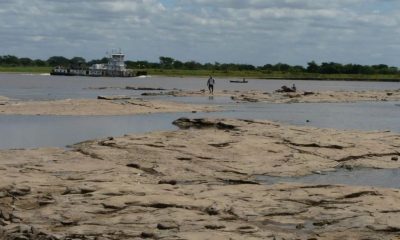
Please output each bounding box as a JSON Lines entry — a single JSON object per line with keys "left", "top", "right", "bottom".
{"left": 1, "top": 0, "right": 400, "bottom": 66}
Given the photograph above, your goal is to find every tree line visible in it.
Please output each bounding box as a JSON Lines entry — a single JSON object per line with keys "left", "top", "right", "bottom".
{"left": 1, "top": 54, "right": 399, "bottom": 75}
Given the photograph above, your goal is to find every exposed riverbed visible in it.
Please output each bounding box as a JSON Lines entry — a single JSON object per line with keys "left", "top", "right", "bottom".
{"left": 1, "top": 74, "right": 400, "bottom": 239}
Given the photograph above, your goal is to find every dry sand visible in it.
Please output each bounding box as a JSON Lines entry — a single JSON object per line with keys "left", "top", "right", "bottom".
{"left": 1, "top": 118, "right": 400, "bottom": 239}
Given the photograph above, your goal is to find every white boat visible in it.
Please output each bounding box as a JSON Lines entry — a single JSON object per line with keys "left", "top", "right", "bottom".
{"left": 51, "top": 51, "right": 146, "bottom": 77}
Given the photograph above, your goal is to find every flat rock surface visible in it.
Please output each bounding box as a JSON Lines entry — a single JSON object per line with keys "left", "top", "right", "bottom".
{"left": 0, "top": 98, "right": 216, "bottom": 116}
{"left": 1, "top": 118, "right": 400, "bottom": 239}
{"left": 147, "top": 89, "right": 400, "bottom": 103}
{"left": 231, "top": 89, "right": 400, "bottom": 103}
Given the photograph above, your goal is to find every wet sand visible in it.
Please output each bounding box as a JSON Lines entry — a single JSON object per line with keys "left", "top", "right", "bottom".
{"left": 1, "top": 118, "right": 400, "bottom": 239}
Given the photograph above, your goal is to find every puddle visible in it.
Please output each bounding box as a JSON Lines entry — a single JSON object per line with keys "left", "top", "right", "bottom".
{"left": 203, "top": 101, "right": 400, "bottom": 133}
{"left": 257, "top": 168, "right": 400, "bottom": 189}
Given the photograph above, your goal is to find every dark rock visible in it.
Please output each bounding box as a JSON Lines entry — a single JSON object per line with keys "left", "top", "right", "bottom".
{"left": 205, "top": 205, "right": 220, "bottom": 215}
{"left": 275, "top": 85, "right": 296, "bottom": 93}
{"left": 62, "top": 186, "right": 96, "bottom": 195}
{"left": 237, "top": 225, "right": 259, "bottom": 233}
{"left": 60, "top": 219, "right": 78, "bottom": 226}
{"left": 216, "top": 122, "right": 236, "bottom": 130}
{"left": 101, "top": 202, "right": 126, "bottom": 210}
{"left": 343, "top": 165, "right": 354, "bottom": 171}
{"left": 9, "top": 186, "right": 31, "bottom": 197}
{"left": 141, "top": 92, "right": 164, "bottom": 96}
{"left": 296, "top": 223, "right": 305, "bottom": 229}
{"left": 140, "top": 231, "right": 157, "bottom": 239}
{"left": 158, "top": 180, "right": 177, "bottom": 185}
{"left": 156, "top": 222, "right": 179, "bottom": 230}
{"left": 221, "top": 179, "right": 259, "bottom": 185}
{"left": 391, "top": 156, "right": 398, "bottom": 161}
{"left": 205, "top": 224, "right": 225, "bottom": 230}
{"left": 97, "top": 95, "right": 131, "bottom": 100}
{"left": 172, "top": 118, "right": 236, "bottom": 130}
{"left": 79, "top": 186, "right": 96, "bottom": 194}
{"left": 126, "top": 163, "right": 141, "bottom": 169}
{"left": 126, "top": 163, "right": 160, "bottom": 175}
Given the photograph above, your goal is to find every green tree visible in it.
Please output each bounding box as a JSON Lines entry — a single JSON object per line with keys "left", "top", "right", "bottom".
{"left": 19, "top": 57, "right": 33, "bottom": 66}
{"left": 183, "top": 60, "right": 202, "bottom": 70}
{"left": 306, "top": 61, "right": 319, "bottom": 73}
{"left": 47, "top": 56, "right": 70, "bottom": 67}
{"left": 172, "top": 60, "right": 183, "bottom": 69}
{"left": 159, "top": 56, "right": 174, "bottom": 69}
{"left": 2, "top": 55, "right": 20, "bottom": 66}
{"left": 69, "top": 57, "right": 86, "bottom": 67}
{"left": 33, "top": 59, "right": 47, "bottom": 66}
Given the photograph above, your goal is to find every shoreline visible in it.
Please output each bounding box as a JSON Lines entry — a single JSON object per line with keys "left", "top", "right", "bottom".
{"left": 0, "top": 118, "right": 400, "bottom": 239}
{"left": 2, "top": 70, "right": 400, "bottom": 82}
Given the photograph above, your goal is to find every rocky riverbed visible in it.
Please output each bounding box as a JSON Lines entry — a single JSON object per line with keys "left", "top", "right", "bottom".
{"left": 1, "top": 118, "right": 400, "bottom": 239}
{"left": 138, "top": 89, "right": 400, "bottom": 103}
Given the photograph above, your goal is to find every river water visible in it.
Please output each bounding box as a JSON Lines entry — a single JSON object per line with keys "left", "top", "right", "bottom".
{"left": 0, "top": 73, "right": 399, "bottom": 149}
{"left": 1, "top": 73, "right": 400, "bottom": 100}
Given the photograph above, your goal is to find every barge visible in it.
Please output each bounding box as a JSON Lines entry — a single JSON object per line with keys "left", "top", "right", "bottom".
{"left": 51, "top": 51, "right": 146, "bottom": 77}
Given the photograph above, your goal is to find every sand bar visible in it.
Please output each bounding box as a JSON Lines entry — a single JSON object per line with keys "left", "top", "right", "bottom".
{"left": 0, "top": 98, "right": 216, "bottom": 116}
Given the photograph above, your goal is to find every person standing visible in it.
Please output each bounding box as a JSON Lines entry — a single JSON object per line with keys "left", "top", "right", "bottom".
{"left": 207, "top": 76, "right": 215, "bottom": 94}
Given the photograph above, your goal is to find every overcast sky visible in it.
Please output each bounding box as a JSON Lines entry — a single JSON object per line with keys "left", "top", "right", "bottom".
{"left": 1, "top": 0, "right": 399, "bottom": 66}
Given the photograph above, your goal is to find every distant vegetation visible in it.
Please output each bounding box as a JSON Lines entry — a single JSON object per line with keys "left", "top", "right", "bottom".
{"left": 1, "top": 55, "right": 400, "bottom": 80}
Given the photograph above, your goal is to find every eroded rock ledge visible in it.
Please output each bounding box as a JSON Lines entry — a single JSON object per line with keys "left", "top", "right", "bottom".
{"left": 1, "top": 118, "right": 400, "bottom": 239}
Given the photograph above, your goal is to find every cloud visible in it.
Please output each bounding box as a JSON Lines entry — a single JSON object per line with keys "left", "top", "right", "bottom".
{"left": 0, "top": 0, "right": 399, "bottom": 65}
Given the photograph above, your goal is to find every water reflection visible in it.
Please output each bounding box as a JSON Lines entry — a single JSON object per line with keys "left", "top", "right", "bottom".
{"left": 1, "top": 100, "right": 399, "bottom": 149}
{"left": 257, "top": 168, "right": 400, "bottom": 189}
{"left": 0, "top": 113, "right": 185, "bottom": 149}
